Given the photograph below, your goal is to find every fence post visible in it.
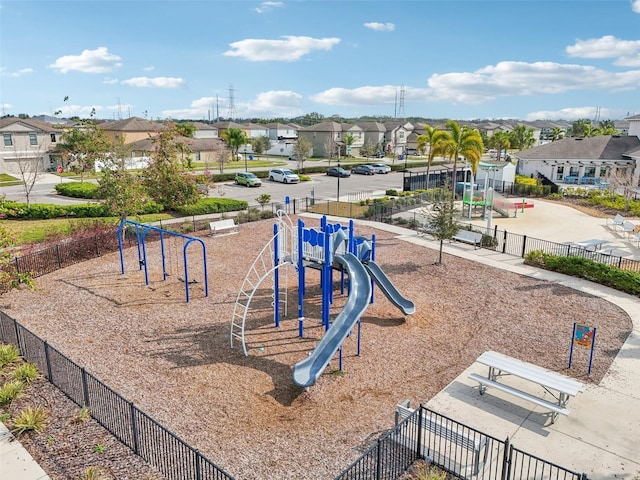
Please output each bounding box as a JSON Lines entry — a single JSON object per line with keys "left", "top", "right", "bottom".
{"left": 43, "top": 341, "right": 52, "bottom": 382}
{"left": 56, "top": 244, "right": 62, "bottom": 269}
{"left": 95, "top": 235, "right": 100, "bottom": 256}
{"left": 521, "top": 235, "right": 527, "bottom": 258}
{"left": 194, "top": 449, "right": 202, "bottom": 480}
{"left": 129, "top": 402, "right": 139, "bottom": 454}
{"left": 501, "top": 436, "right": 511, "bottom": 480}
{"left": 417, "top": 405, "right": 424, "bottom": 459}
{"left": 376, "top": 437, "right": 382, "bottom": 480}
{"left": 14, "top": 257, "right": 20, "bottom": 274}
{"left": 81, "top": 368, "right": 90, "bottom": 407}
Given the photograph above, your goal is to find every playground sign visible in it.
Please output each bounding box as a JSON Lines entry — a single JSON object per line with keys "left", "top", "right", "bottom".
{"left": 568, "top": 322, "right": 596, "bottom": 374}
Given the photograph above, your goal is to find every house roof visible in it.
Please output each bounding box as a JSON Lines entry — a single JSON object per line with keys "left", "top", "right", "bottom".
{"left": 515, "top": 135, "right": 640, "bottom": 161}
{"left": 97, "top": 117, "right": 164, "bottom": 132}
{"left": 300, "top": 121, "right": 343, "bottom": 132}
{"left": 0, "top": 117, "right": 59, "bottom": 132}
{"left": 189, "top": 122, "right": 217, "bottom": 130}
{"left": 355, "top": 121, "right": 386, "bottom": 132}
{"left": 129, "top": 136, "right": 226, "bottom": 152}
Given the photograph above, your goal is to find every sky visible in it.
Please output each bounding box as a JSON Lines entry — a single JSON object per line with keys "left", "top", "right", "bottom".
{"left": 1, "top": 0, "right": 640, "bottom": 123}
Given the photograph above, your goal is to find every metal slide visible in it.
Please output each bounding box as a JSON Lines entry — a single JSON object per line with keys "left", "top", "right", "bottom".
{"left": 292, "top": 252, "right": 372, "bottom": 388}
{"left": 363, "top": 261, "right": 416, "bottom": 316}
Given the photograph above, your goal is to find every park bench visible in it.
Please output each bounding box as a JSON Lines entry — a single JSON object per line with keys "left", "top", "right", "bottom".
{"left": 452, "top": 229, "right": 483, "bottom": 249}
{"left": 620, "top": 220, "right": 637, "bottom": 237}
{"left": 395, "top": 400, "right": 488, "bottom": 475}
{"left": 209, "top": 219, "right": 238, "bottom": 236}
{"left": 469, "top": 351, "right": 584, "bottom": 424}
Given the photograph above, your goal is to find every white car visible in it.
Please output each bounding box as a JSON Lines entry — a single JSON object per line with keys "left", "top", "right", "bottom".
{"left": 370, "top": 163, "right": 391, "bottom": 174}
{"left": 268, "top": 168, "right": 300, "bottom": 184}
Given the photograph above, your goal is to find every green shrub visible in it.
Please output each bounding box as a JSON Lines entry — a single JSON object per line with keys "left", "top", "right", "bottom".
{"left": 0, "top": 380, "right": 24, "bottom": 405}
{"left": 299, "top": 175, "right": 311, "bottom": 182}
{"left": 0, "top": 344, "right": 20, "bottom": 367}
{"left": 55, "top": 182, "right": 99, "bottom": 199}
{"left": 524, "top": 250, "right": 640, "bottom": 296}
{"left": 175, "top": 198, "right": 248, "bottom": 216}
{"left": 386, "top": 189, "right": 399, "bottom": 196}
{"left": 11, "top": 405, "right": 48, "bottom": 435}
{"left": 12, "top": 363, "right": 40, "bottom": 384}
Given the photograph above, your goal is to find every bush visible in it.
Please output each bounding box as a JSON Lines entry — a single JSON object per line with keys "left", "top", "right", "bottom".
{"left": 524, "top": 250, "right": 640, "bottom": 296}
{"left": 55, "top": 182, "right": 100, "bottom": 199}
{"left": 386, "top": 189, "right": 399, "bottom": 196}
{"left": 175, "top": 198, "right": 248, "bottom": 216}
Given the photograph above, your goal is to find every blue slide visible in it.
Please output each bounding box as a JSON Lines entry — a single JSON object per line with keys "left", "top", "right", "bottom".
{"left": 292, "top": 252, "right": 372, "bottom": 388}
{"left": 363, "top": 261, "right": 416, "bottom": 316}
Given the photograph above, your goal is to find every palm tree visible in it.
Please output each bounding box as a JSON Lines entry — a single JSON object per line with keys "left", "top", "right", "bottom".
{"left": 488, "top": 131, "right": 511, "bottom": 160}
{"left": 509, "top": 125, "right": 535, "bottom": 150}
{"left": 551, "top": 127, "right": 565, "bottom": 142}
{"left": 220, "top": 127, "right": 247, "bottom": 163}
{"left": 417, "top": 125, "right": 449, "bottom": 190}
{"left": 443, "top": 120, "right": 484, "bottom": 202}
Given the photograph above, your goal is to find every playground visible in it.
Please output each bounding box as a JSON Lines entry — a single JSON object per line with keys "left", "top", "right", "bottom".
{"left": 1, "top": 215, "right": 632, "bottom": 480}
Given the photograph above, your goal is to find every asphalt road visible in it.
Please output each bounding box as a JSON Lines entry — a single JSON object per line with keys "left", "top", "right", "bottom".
{"left": 0, "top": 170, "right": 406, "bottom": 206}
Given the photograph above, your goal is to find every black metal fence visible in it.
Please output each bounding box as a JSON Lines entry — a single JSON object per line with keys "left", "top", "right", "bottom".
{"left": 0, "top": 311, "right": 235, "bottom": 480}
{"left": 335, "top": 406, "right": 586, "bottom": 480}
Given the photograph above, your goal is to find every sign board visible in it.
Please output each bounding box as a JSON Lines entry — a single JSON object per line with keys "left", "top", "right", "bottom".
{"left": 568, "top": 322, "right": 596, "bottom": 374}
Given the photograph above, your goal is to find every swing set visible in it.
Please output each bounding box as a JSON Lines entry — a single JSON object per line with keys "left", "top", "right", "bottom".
{"left": 117, "top": 220, "right": 209, "bottom": 302}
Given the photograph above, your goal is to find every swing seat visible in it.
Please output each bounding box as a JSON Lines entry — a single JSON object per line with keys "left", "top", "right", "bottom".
{"left": 209, "top": 219, "right": 238, "bottom": 236}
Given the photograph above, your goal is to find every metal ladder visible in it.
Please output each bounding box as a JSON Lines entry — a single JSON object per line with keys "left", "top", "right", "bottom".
{"left": 230, "top": 211, "right": 295, "bottom": 356}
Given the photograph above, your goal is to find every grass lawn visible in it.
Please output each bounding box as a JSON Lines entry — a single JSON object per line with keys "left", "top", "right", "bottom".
{"left": 0, "top": 173, "right": 23, "bottom": 187}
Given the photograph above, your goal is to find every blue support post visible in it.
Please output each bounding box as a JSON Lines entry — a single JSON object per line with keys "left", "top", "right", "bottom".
{"left": 273, "top": 223, "right": 280, "bottom": 328}
{"left": 322, "top": 230, "right": 332, "bottom": 331}
{"left": 297, "top": 219, "right": 305, "bottom": 337}
{"left": 370, "top": 234, "right": 376, "bottom": 304}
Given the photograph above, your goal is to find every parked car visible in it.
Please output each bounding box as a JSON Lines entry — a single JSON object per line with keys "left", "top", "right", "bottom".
{"left": 268, "top": 168, "right": 300, "bottom": 184}
{"left": 351, "top": 165, "right": 375, "bottom": 175}
{"left": 326, "top": 167, "right": 351, "bottom": 178}
{"left": 234, "top": 172, "right": 262, "bottom": 187}
{"left": 370, "top": 163, "right": 391, "bottom": 174}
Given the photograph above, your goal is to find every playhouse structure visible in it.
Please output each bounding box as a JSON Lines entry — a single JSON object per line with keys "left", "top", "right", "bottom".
{"left": 230, "top": 212, "right": 415, "bottom": 387}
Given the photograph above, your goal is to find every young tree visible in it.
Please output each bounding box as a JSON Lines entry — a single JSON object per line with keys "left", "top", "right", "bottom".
{"left": 488, "top": 131, "right": 511, "bottom": 161}
{"left": 58, "top": 113, "right": 113, "bottom": 182}
{"left": 293, "top": 137, "right": 312, "bottom": 173}
{"left": 10, "top": 141, "right": 47, "bottom": 209}
{"left": 256, "top": 193, "right": 271, "bottom": 210}
{"left": 96, "top": 139, "right": 150, "bottom": 221}
{"left": 421, "top": 187, "right": 460, "bottom": 265}
{"left": 251, "top": 135, "right": 271, "bottom": 159}
{"left": 607, "top": 167, "right": 637, "bottom": 213}
{"left": 417, "top": 125, "right": 449, "bottom": 190}
{"left": 323, "top": 136, "right": 338, "bottom": 164}
{"left": 143, "top": 124, "right": 201, "bottom": 210}
{"left": 342, "top": 133, "right": 354, "bottom": 157}
{"left": 509, "top": 124, "right": 535, "bottom": 150}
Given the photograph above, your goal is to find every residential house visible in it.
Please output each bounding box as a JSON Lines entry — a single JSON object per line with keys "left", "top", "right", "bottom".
{"left": 242, "top": 122, "right": 270, "bottom": 139}
{"left": 297, "top": 121, "right": 343, "bottom": 158}
{"left": 97, "top": 117, "right": 165, "bottom": 145}
{"left": 0, "top": 117, "right": 62, "bottom": 174}
{"left": 514, "top": 134, "right": 640, "bottom": 187}
{"left": 266, "top": 123, "right": 298, "bottom": 141}
{"left": 355, "top": 121, "right": 386, "bottom": 155}
{"left": 190, "top": 122, "right": 218, "bottom": 139}
{"left": 383, "top": 121, "right": 413, "bottom": 157}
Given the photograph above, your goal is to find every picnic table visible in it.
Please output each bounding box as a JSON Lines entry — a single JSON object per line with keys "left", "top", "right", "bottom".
{"left": 567, "top": 238, "right": 609, "bottom": 252}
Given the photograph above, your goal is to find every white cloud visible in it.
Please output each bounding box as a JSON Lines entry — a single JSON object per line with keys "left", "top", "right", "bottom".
{"left": 121, "top": 77, "right": 186, "bottom": 88}
{"left": 566, "top": 35, "right": 640, "bottom": 67}
{"left": 163, "top": 91, "right": 303, "bottom": 119}
{"left": 103, "top": 77, "right": 119, "bottom": 85}
{"left": 255, "top": 1, "right": 283, "bottom": 13}
{"left": 525, "top": 107, "right": 627, "bottom": 121}
{"left": 223, "top": 36, "right": 340, "bottom": 62}
{"left": 144, "top": 65, "right": 155, "bottom": 72}
{"left": 633, "top": 0, "right": 640, "bottom": 14}
{"left": 425, "top": 61, "right": 640, "bottom": 104}
{"left": 364, "top": 22, "right": 395, "bottom": 32}
{"left": 49, "top": 47, "right": 122, "bottom": 74}
{"left": 0, "top": 67, "right": 35, "bottom": 77}
{"left": 311, "top": 85, "right": 427, "bottom": 106}
{"left": 1, "top": 103, "right": 13, "bottom": 111}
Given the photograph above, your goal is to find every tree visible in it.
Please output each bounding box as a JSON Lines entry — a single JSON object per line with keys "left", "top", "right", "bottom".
{"left": 342, "top": 133, "right": 354, "bottom": 157}
{"left": 607, "top": 167, "right": 637, "bottom": 213}
{"left": 256, "top": 193, "right": 271, "bottom": 210}
{"left": 10, "top": 141, "right": 47, "bottom": 209}
{"left": 421, "top": 187, "right": 460, "bottom": 265}
{"left": 324, "top": 136, "right": 339, "bottom": 164}
{"left": 96, "top": 139, "right": 150, "bottom": 221}
{"left": 488, "top": 131, "right": 511, "bottom": 160}
{"left": 509, "top": 125, "right": 535, "bottom": 150}
{"left": 442, "top": 121, "right": 484, "bottom": 202}
{"left": 220, "top": 128, "right": 248, "bottom": 163}
{"left": 418, "top": 125, "right": 449, "bottom": 190}
{"left": 567, "top": 119, "right": 591, "bottom": 138}
{"left": 58, "top": 112, "right": 113, "bottom": 182}
{"left": 293, "top": 137, "right": 312, "bottom": 173}
{"left": 143, "top": 123, "right": 201, "bottom": 210}
{"left": 360, "top": 140, "right": 377, "bottom": 158}
{"left": 173, "top": 122, "right": 196, "bottom": 168}
{"left": 551, "top": 127, "right": 565, "bottom": 142}
{"left": 251, "top": 135, "right": 271, "bottom": 159}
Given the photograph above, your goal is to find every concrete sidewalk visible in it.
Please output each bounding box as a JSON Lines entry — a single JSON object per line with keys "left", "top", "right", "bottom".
{"left": 0, "top": 422, "right": 49, "bottom": 480}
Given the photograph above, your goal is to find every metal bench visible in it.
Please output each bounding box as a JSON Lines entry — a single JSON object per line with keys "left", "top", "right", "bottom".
{"left": 209, "top": 219, "right": 238, "bottom": 236}
{"left": 606, "top": 213, "right": 625, "bottom": 229}
{"left": 395, "top": 400, "right": 488, "bottom": 475}
{"left": 469, "top": 351, "right": 584, "bottom": 424}
{"left": 452, "top": 229, "right": 483, "bottom": 249}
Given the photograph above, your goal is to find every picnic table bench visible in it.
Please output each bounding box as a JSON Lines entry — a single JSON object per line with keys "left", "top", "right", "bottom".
{"left": 567, "top": 238, "right": 609, "bottom": 253}
{"left": 469, "top": 351, "right": 584, "bottom": 424}
{"left": 452, "top": 229, "right": 483, "bottom": 249}
{"left": 209, "top": 219, "right": 238, "bottom": 236}
{"left": 606, "top": 214, "right": 625, "bottom": 229}
{"left": 395, "top": 400, "right": 488, "bottom": 475}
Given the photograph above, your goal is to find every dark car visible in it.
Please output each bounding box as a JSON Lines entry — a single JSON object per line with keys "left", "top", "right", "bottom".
{"left": 351, "top": 165, "right": 375, "bottom": 175}
{"left": 326, "top": 167, "right": 351, "bottom": 178}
